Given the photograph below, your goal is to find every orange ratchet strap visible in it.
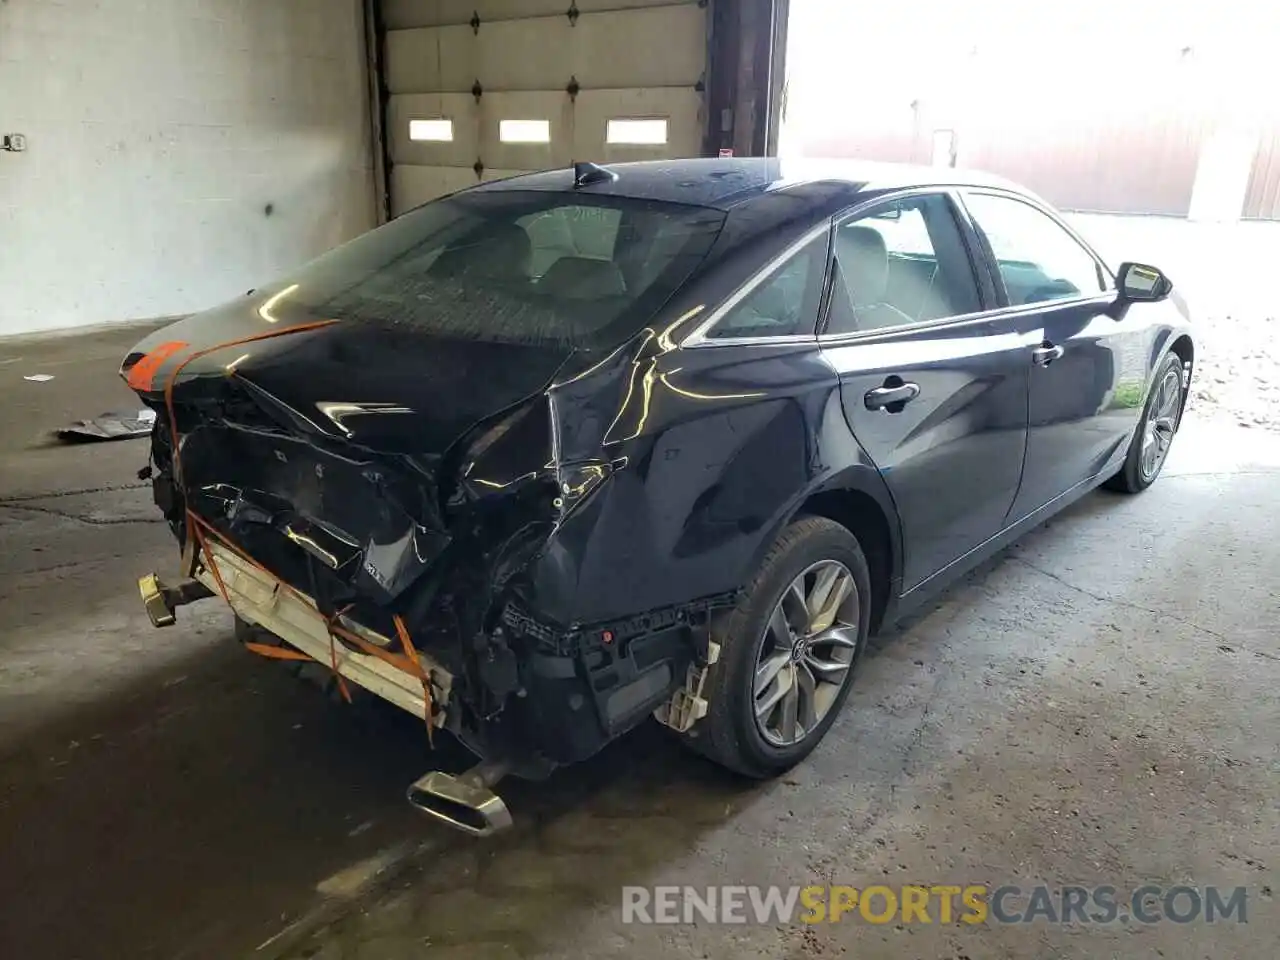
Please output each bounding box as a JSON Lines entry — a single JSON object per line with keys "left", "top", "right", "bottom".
{"left": 161, "top": 319, "right": 338, "bottom": 487}
{"left": 153, "top": 322, "right": 437, "bottom": 741}
{"left": 189, "top": 507, "right": 353, "bottom": 703}
{"left": 394, "top": 613, "right": 435, "bottom": 747}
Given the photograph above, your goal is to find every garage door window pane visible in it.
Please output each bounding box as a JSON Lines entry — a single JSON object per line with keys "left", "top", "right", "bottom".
{"left": 500, "top": 120, "right": 551, "bottom": 143}
{"left": 607, "top": 119, "right": 669, "bottom": 145}
{"left": 410, "top": 119, "right": 453, "bottom": 142}
{"left": 964, "top": 193, "right": 1107, "bottom": 305}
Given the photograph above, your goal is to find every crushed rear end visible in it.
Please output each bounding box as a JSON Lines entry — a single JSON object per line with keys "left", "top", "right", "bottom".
{"left": 123, "top": 186, "right": 730, "bottom": 834}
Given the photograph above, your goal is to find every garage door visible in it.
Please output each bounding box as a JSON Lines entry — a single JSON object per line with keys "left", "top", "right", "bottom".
{"left": 378, "top": 0, "right": 710, "bottom": 216}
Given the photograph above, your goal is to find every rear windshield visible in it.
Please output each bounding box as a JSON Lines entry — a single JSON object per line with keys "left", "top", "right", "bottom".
{"left": 279, "top": 190, "right": 726, "bottom": 349}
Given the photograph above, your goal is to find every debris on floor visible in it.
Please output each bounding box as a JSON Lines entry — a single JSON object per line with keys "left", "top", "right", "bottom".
{"left": 23, "top": 374, "right": 55, "bottom": 382}
{"left": 54, "top": 408, "right": 156, "bottom": 443}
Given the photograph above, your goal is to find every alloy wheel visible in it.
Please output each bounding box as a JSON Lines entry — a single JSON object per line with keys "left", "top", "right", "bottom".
{"left": 1141, "top": 367, "right": 1182, "bottom": 481}
{"left": 752, "top": 560, "right": 860, "bottom": 747}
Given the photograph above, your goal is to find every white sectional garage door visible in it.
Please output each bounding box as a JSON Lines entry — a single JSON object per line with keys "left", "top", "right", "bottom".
{"left": 379, "top": 0, "right": 709, "bottom": 215}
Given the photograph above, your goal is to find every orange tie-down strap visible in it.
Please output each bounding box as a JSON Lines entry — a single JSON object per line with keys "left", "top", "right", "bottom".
{"left": 158, "top": 318, "right": 341, "bottom": 487}
{"left": 188, "top": 511, "right": 436, "bottom": 745}
{"left": 148, "top": 318, "right": 436, "bottom": 744}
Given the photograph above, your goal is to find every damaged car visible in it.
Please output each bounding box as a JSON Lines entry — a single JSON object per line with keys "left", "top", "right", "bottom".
{"left": 124, "top": 158, "right": 1193, "bottom": 836}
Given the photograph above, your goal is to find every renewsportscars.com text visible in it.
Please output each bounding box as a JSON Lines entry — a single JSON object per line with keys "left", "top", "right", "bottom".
{"left": 621, "top": 884, "right": 1249, "bottom": 926}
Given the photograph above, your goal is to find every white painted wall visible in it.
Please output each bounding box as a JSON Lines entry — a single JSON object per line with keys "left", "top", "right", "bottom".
{"left": 0, "top": 0, "right": 376, "bottom": 336}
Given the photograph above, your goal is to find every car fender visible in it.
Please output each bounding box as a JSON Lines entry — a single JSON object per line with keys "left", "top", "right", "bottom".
{"left": 745, "top": 455, "right": 905, "bottom": 607}
{"left": 1142, "top": 320, "right": 1194, "bottom": 418}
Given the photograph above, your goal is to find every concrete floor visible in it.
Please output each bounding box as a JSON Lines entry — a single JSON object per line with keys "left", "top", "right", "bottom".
{"left": 1, "top": 325, "right": 1276, "bottom": 960}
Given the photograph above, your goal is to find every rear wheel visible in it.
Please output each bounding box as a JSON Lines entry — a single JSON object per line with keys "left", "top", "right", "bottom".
{"left": 1104, "top": 352, "right": 1185, "bottom": 493}
{"left": 681, "top": 517, "right": 870, "bottom": 778}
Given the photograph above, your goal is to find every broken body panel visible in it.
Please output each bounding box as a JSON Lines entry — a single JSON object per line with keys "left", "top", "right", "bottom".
{"left": 128, "top": 309, "right": 764, "bottom": 773}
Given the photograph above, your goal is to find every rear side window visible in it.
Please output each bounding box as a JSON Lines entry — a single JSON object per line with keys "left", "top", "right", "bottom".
{"left": 706, "top": 231, "right": 829, "bottom": 339}
{"left": 963, "top": 192, "right": 1106, "bottom": 306}
{"left": 824, "top": 194, "right": 982, "bottom": 336}
{"left": 277, "top": 191, "right": 725, "bottom": 349}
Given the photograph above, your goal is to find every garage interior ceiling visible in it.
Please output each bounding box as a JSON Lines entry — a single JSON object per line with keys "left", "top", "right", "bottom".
{"left": 379, "top": 0, "right": 710, "bottom": 215}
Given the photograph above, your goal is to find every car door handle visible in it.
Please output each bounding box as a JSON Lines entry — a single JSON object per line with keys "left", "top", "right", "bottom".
{"left": 1032, "top": 343, "right": 1064, "bottom": 366}
{"left": 864, "top": 381, "right": 921, "bottom": 411}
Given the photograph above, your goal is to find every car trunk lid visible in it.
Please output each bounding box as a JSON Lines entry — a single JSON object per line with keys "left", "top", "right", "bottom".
{"left": 126, "top": 297, "right": 575, "bottom": 608}
{"left": 123, "top": 295, "right": 577, "bottom": 455}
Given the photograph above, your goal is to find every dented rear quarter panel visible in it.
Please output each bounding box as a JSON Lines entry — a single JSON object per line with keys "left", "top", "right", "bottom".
{"left": 529, "top": 338, "right": 902, "bottom": 627}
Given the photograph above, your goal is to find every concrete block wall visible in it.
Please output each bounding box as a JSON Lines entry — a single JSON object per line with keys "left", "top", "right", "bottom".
{"left": 0, "top": 0, "right": 375, "bottom": 336}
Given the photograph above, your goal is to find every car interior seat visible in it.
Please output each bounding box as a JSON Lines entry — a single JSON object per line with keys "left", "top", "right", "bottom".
{"left": 430, "top": 223, "right": 533, "bottom": 285}
{"left": 834, "top": 226, "right": 915, "bottom": 331}
{"left": 536, "top": 256, "right": 628, "bottom": 300}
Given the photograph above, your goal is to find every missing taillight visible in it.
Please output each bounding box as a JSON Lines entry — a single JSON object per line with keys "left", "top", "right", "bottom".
{"left": 554, "top": 461, "right": 613, "bottom": 515}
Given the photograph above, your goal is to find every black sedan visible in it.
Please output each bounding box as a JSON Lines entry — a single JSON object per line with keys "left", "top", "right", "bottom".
{"left": 123, "top": 158, "right": 1192, "bottom": 835}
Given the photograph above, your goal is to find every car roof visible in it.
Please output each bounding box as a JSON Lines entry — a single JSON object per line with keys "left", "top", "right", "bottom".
{"left": 471, "top": 157, "right": 1031, "bottom": 211}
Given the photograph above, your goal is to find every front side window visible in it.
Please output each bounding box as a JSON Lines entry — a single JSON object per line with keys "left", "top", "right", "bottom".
{"left": 705, "top": 232, "right": 829, "bottom": 339}
{"left": 266, "top": 191, "right": 725, "bottom": 349}
{"left": 963, "top": 192, "right": 1106, "bottom": 306}
{"left": 824, "top": 193, "right": 982, "bottom": 336}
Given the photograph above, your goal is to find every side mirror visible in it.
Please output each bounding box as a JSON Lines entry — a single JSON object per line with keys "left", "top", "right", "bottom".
{"left": 1116, "top": 262, "right": 1172, "bottom": 302}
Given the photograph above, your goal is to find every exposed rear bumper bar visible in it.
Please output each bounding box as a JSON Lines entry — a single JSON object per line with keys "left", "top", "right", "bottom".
{"left": 193, "top": 541, "right": 453, "bottom": 723}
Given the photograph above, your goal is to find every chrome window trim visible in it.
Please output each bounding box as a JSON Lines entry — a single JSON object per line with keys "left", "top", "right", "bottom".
{"left": 680, "top": 222, "right": 833, "bottom": 348}
{"left": 684, "top": 331, "right": 820, "bottom": 348}
{"left": 831, "top": 184, "right": 961, "bottom": 227}
{"left": 816, "top": 292, "right": 1116, "bottom": 346}
{"left": 689, "top": 290, "right": 1115, "bottom": 350}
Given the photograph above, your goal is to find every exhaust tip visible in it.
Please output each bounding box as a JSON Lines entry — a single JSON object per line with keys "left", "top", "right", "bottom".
{"left": 407, "top": 767, "right": 513, "bottom": 838}
{"left": 139, "top": 574, "right": 176, "bottom": 628}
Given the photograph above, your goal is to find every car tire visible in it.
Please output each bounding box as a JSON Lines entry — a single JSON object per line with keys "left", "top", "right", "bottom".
{"left": 680, "top": 516, "right": 871, "bottom": 778}
{"left": 1104, "top": 352, "right": 1185, "bottom": 494}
